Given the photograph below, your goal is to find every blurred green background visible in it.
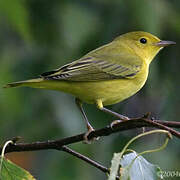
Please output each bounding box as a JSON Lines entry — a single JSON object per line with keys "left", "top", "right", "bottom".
{"left": 0, "top": 0, "right": 180, "bottom": 179}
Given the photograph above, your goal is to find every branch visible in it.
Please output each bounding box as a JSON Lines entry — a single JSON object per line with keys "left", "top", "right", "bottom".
{"left": 61, "top": 146, "right": 109, "bottom": 173}
{"left": 1, "top": 118, "right": 180, "bottom": 154}
{"left": 61, "top": 146, "right": 120, "bottom": 180}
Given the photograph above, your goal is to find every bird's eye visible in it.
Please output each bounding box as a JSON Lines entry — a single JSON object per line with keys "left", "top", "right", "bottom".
{"left": 140, "top": 38, "right": 147, "bottom": 44}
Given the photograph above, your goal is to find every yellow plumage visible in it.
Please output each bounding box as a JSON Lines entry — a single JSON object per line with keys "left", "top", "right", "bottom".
{"left": 4, "top": 31, "right": 175, "bottom": 140}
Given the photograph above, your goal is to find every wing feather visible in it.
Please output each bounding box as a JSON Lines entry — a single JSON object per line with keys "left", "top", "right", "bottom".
{"left": 41, "top": 44, "right": 143, "bottom": 81}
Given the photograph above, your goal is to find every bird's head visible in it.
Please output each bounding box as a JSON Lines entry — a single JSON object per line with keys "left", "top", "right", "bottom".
{"left": 115, "top": 31, "right": 176, "bottom": 65}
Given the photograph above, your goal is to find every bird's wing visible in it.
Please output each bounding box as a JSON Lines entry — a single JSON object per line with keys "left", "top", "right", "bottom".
{"left": 41, "top": 47, "right": 143, "bottom": 81}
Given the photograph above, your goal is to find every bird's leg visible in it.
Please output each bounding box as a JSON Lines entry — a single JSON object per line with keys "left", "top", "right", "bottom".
{"left": 75, "top": 98, "right": 95, "bottom": 143}
{"left": 96, "top": 99, "right": 129, "bottom": 120}
{"left": 96, "top": 99, "right": 129, "bottom": 128}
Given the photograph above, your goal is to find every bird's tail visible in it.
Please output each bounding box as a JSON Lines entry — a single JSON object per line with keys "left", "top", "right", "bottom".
{"left": 3, "top": 78, "right": 45, "bottom": 89}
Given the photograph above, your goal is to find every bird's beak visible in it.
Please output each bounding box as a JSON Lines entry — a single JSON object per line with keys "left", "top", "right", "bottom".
{"left": 154, "top": 40, "right": 176, "bottom": 47}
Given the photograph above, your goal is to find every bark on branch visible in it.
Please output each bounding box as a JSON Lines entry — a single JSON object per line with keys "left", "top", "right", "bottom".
{"left": 1, "top": 118, "right": 180, "bottom": 154}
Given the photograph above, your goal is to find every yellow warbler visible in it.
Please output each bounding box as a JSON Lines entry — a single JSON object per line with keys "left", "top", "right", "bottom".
{"left": 4, "top": 31, "right": 175, "bottom": 139}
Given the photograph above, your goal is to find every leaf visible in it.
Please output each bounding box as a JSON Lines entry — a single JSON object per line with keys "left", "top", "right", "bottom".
{"left": 0, "top": 157, "right": 35, "bottom": 180}
{"left": 119, "top": 152, "right": 163, "bottom": 180}
{"left": 108, "top": 151, "right": 163, "bottom": 180}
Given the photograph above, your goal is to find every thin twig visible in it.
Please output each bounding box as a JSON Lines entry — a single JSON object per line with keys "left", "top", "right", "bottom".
{"left": 61, "top": 146, "right": 109, "bottom": 173}
{"left": 140, "top": 119, "right": 180, "bottom": 138}
{"left": 61, "top": 146, "right": 120, "bottom": 180}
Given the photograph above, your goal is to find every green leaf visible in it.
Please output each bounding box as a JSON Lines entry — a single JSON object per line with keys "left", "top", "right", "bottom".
{"left": 119, "top": 152, "right": 163, "bottom": 180}
{"left": 0, "top": 157, "right": 35, "bottom": 180}
{"left": 108, "top": 152, "right": 163, "bottom": 180}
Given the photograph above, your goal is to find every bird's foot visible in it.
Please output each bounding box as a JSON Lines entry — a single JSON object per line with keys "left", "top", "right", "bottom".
{"left": 110, "top": 120, "right": 122, "bottom": 129}
{"left": 83, "top": 126, "right": 99, "bottom": 144}
{"left": 110, "top": 115, "right": 130, "bottom": 129}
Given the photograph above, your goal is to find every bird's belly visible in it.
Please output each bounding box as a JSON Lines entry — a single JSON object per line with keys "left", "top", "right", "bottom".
{"left": 73, "top": 79, "right": 145, "bottom": 105}
{"left": 52, "top": 73, "right": 148, "bottom": 106}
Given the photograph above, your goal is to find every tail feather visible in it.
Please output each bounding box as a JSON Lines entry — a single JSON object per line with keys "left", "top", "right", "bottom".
{"left": 3, "top": 78, "right": 44, "bottom": 88}
{"left": 3, "top": 82, "right": 24, "bottom": 88}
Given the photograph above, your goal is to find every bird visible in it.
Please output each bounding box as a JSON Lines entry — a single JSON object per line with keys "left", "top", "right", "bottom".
{"left": 4, "top": 31, "right": 176, "bottom": 141}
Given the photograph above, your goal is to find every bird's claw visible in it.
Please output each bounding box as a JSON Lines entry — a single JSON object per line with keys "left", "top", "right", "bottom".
{"left": 110, "top": 120, "right": 122, "bottom": 129}
{"left": 83, "top": 127, "right": 99, "bottom": 144}
{"left": 110, "top": 115, "right": 129, "bottom": 129}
